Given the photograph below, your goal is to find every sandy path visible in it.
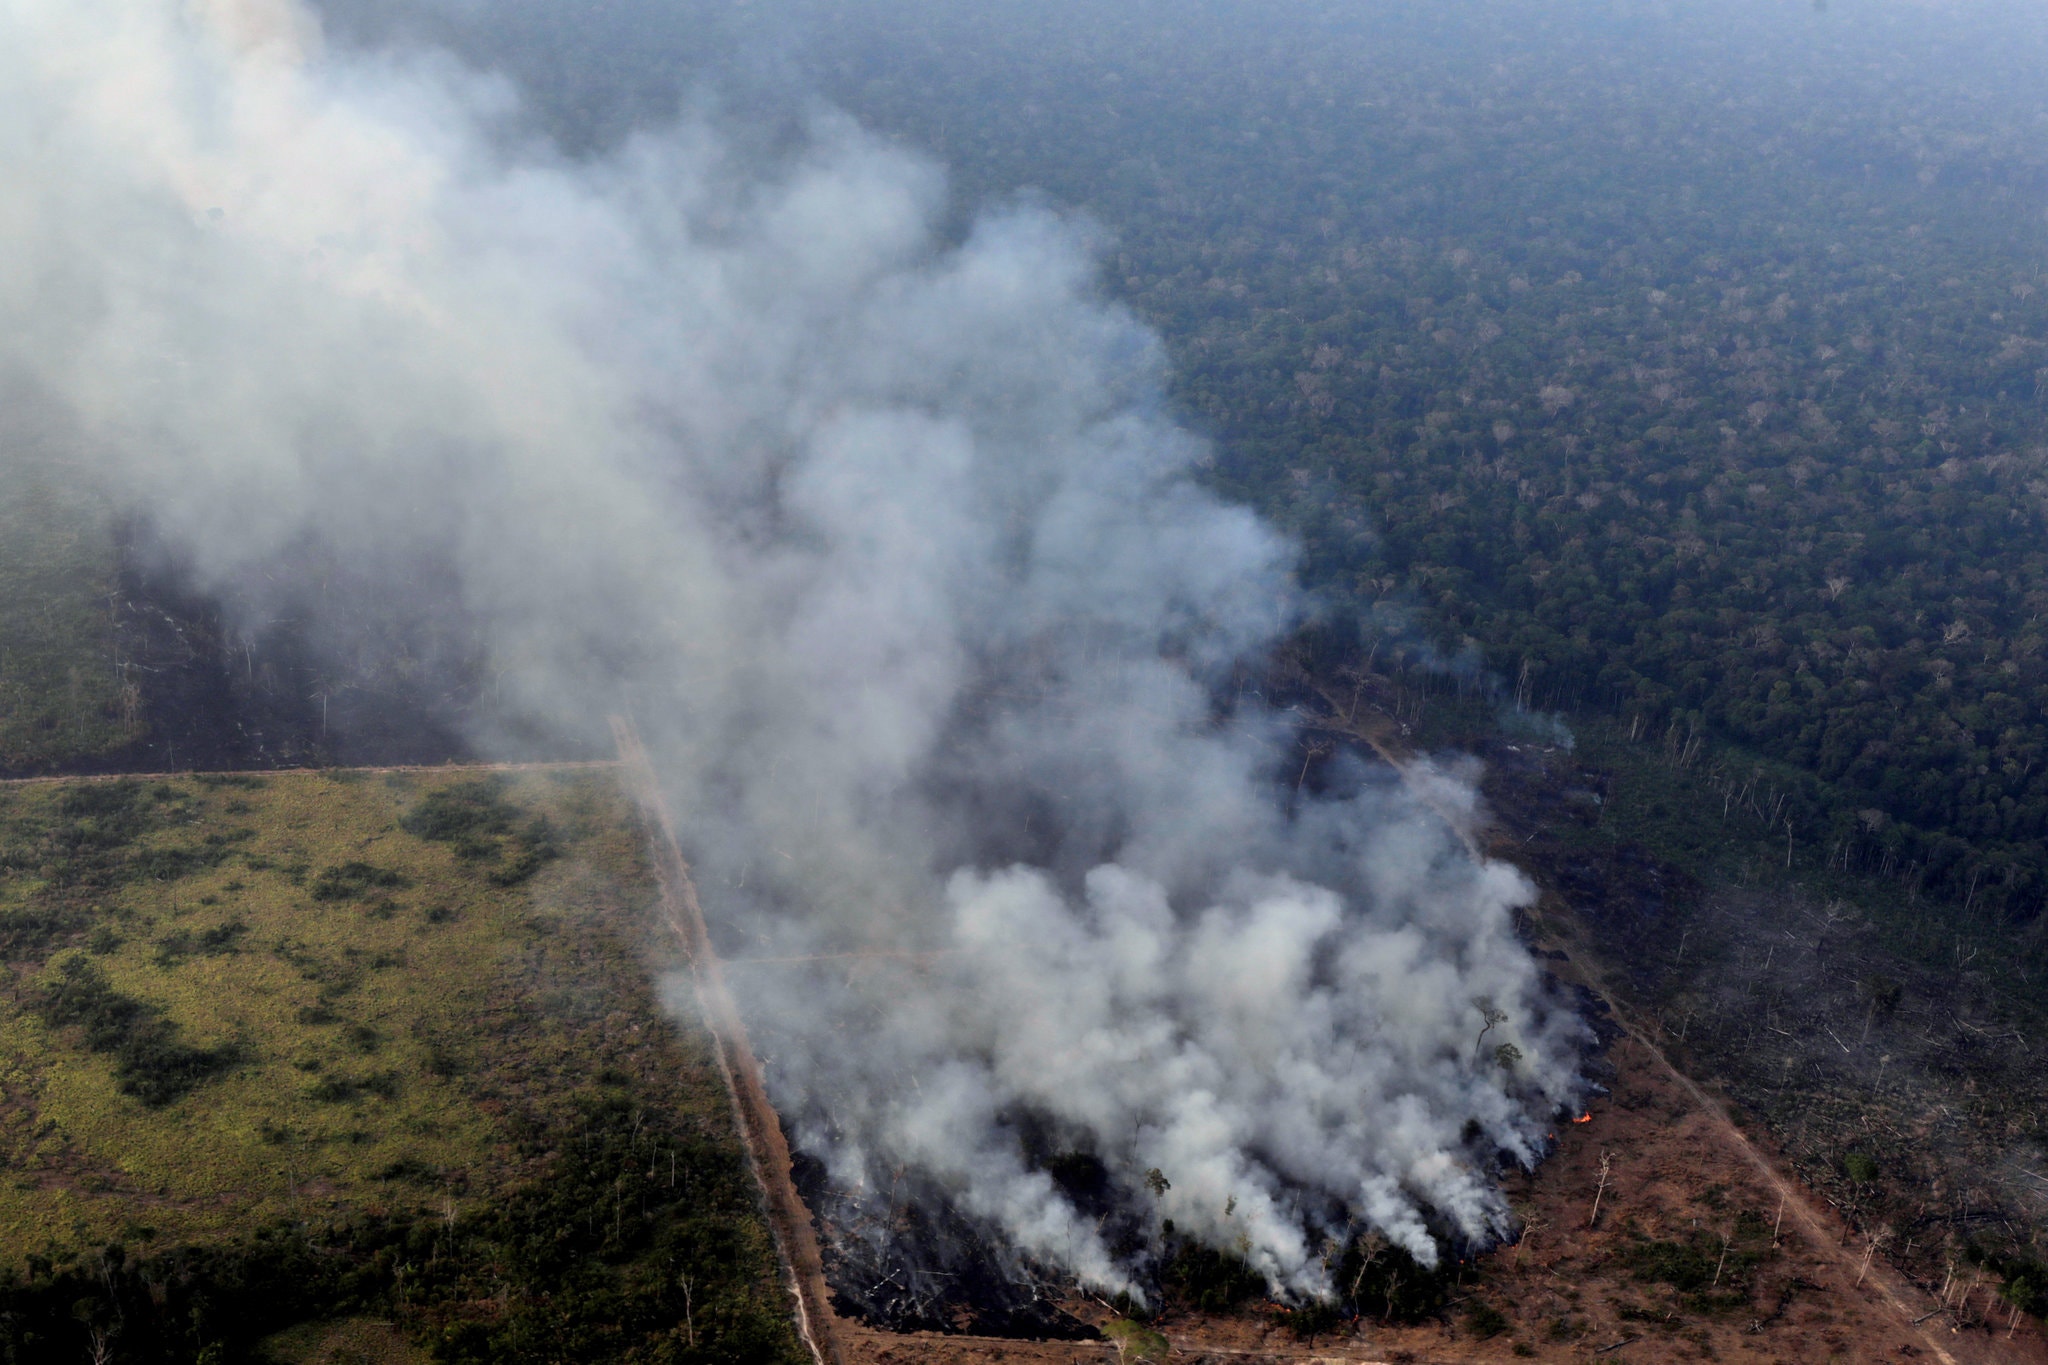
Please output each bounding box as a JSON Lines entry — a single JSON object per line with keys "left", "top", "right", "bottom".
{"left": 610, "top": 716, "right": 845, "bottom": 1365}
{"left": 1604, "top": 992, "right": 1965, "bottom": 1363}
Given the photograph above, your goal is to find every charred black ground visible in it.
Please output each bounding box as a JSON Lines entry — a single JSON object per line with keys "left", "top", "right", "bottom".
{"left": 792, "top": 1153, "right": 1097, "bottom": 1338}
{"left": 3, "top": 523, "right": 616, "bottom": 778}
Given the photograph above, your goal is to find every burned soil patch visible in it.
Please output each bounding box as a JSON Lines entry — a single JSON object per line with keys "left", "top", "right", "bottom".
{"left": 88, "top": 525, "right": 477, "bottom": 773}
{"left": 792, "top": 1151, "right": 1096, "bottom": 1340}
{"left": 1, "top": 523, "right": 614, "bottom": 777}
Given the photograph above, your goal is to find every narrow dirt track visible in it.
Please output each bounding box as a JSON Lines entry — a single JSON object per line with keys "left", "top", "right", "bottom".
{"left": 1578, "top": 979, "right": 1968, "bottom": 1364}
{"left": 610, "top": 716, "right": 845, "bottom": 1365}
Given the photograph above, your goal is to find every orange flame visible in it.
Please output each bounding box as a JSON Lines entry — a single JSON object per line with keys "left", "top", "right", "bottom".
{"left": 1573, "top": 1112, "right": 1593, "bottom": 1124}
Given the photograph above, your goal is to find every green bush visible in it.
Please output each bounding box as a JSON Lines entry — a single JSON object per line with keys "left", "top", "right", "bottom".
{"left": 53, "top": 782, "right": 153, "bottom": 849}
{"left": 1991, "top": 1253, "right": 2048, "bottom": 1316}
{"left": 1465, "top": 1300, "right": 1510, "bottom": 1339}
{"left": 1288, "top": 1298, "right": 1342, "bottom": 1339}
{"left": 36, "top": 954, "right": 146, "bottom": 1049}
{"left": 309, "top": 861, "right": 410, "bottom": 901}
{"left": 400, "top": 781, "right": 518, "bottom": 844}
{"left": 153, "top": 918, "right": 247, "bottom": 967}
{"left": 488, "top": 820, "right": 560, "bottom": 886}
{"left": 1624, "top": 1229, "right": 1766, "bottom": 1311}
{"left": 32, "top": 955, "right": 240, "bottom": 1106}
{"left": 307, "top": 1071, "right": 400, "bottom": 1104}
{"left": 128, "top": 845, "right": 230, "bottom": 883}
{"left": 1103, "top": 1318, "right": 1170, "bottom": 1362}
{"left": 1331, "top": 1234, "right": 1453, "bottom": 1323}
{"left": 1162, "top": 1241, "right": 1267, "bottom": 1314}
{"left": 0, "top": 904, "right": 85, "bottom": 960}
{"left": 402, "top": 783, "right": 558, "bottom": 884}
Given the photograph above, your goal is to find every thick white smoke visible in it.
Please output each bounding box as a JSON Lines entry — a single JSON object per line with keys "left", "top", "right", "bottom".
{"left": 0, "top": 0, "right": 1585, "bottom": 1297}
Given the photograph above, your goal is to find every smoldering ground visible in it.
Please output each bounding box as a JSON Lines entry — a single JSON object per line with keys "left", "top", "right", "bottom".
{"left": 0, "top": 0, "right": 1586, "bottom": 1300}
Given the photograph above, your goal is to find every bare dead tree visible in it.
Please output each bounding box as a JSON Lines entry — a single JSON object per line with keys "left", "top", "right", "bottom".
{"left": 1351, "top": 1230, "right": 1387, "bottom": 1306}
{"left": 1856, "top": 1227, "right": 1892, "bottom": 1286}
{"left": 1472, "top": 997, "right": 1508, "bottom": 1065}
{"left": 1295, "top": 738, "right": 1335, "bottom": 792}
{"left": 1589, "top": 1152, "right": 1614, "bottom": 1229}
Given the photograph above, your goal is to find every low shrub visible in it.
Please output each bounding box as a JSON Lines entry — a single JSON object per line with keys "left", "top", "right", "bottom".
{"left": 31, "top": 955, "right": 240, "bottom": 1106}
{"left": 309, "top": 862, "right": 410, "bottom": 902}
{"left": 400, "top": 781, "right": 518, "bottom": 844}
{"left": 1465, "top": 1300, "right": 1510, "bottom": 1339}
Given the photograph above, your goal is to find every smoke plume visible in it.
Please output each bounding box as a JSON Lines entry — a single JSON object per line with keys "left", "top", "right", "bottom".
{"left": 0, "top": 0, "right": 1586, "bottom": 1297}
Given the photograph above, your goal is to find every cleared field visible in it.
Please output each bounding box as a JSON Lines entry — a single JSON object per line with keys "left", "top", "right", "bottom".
{"left": 0, "top": 767, "right": 803, "bottom": 1363}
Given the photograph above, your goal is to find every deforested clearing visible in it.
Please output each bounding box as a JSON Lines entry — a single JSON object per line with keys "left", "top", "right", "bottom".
{"left": 0, "top": 768, "right": 801, "bottom": 1364}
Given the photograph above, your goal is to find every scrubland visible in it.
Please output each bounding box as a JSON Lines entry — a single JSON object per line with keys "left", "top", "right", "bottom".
{"left": 0, "top": 768, "right": 801, "bottom": 1363}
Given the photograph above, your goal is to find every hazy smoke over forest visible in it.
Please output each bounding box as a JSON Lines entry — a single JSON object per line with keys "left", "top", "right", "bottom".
{"left": 0, "top": 0, "right": 1586, "bottom": 1295}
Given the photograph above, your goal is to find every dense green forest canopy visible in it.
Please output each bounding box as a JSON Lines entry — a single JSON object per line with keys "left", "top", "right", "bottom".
{"left": 334, "top": 0, "right": 2048, "bottom": 915}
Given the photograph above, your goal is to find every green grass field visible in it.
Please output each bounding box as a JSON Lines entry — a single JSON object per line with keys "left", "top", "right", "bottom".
{"left": 0, "top": 768, "right": 802, "bottom": 1364}
{"left": 0, "top": 452, "right": 132, "bottom": 771}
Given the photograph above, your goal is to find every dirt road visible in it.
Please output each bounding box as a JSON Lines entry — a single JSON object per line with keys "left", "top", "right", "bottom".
{"left": 610, "top": 716, "right": 845, "bottom": 1365}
